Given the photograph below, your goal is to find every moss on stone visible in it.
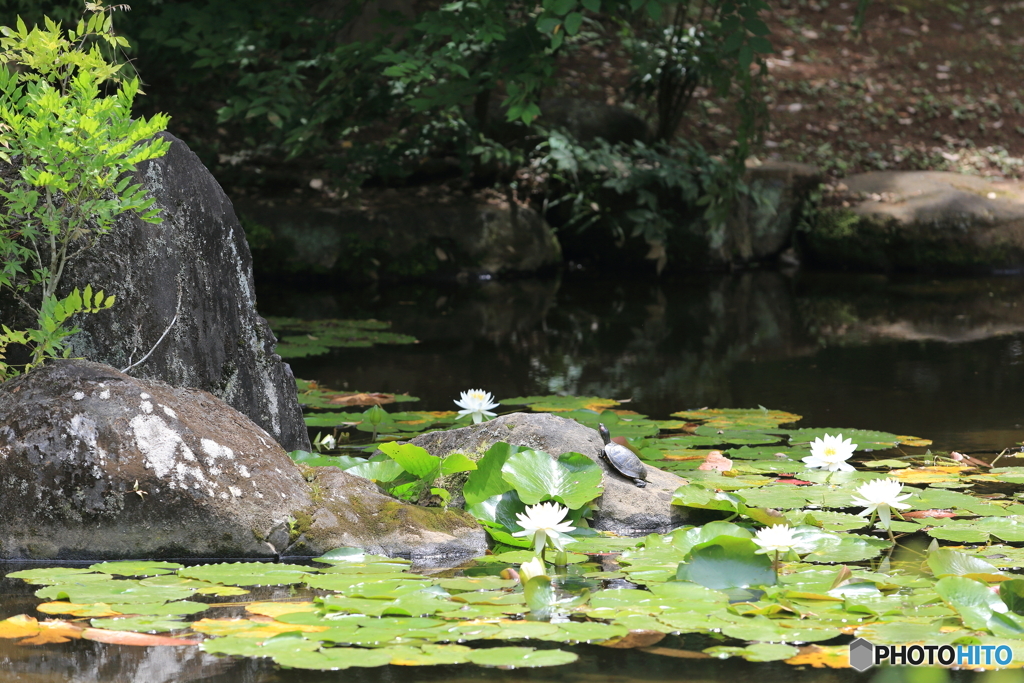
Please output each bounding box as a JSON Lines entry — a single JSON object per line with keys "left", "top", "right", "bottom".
{"left": 288, "top": 509, "right": 314, "bottom": 544}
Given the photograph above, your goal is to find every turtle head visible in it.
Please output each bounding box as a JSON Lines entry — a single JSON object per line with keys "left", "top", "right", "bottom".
{"left": 598, "top": 423, "right": 611, "bottom": 445}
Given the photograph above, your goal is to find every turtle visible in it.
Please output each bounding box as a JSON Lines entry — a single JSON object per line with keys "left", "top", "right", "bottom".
{"left": 598, "top": 423, "right": 648, "bottom": 487}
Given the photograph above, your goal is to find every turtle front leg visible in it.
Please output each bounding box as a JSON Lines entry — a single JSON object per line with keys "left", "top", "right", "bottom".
{"left": 633, "top": 479, "right": 647, "bottom": 488}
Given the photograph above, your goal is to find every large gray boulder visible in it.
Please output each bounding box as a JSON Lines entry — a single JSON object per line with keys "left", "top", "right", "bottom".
{"left": 0, "top": 360, "right": 486, "bottom": 563}
{"left": 56, "top": 132, "right": 309, "bottom": 452}
{"left": 714, "top": 161, "right": 822, "bottom": 265}
{"left": 406, "top": 412, "right": 689, "bottom": 536}
{"left": 803, "top": 170, "right": 1024, "bottom": 272}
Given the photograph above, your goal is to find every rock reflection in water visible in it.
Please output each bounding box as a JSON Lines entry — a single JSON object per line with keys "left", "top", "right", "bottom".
{"left": 0, "top": 638, "right": 260, "bottom": 683}
{"left": 259, "top": 272, "right": 1024, "bottom": 453}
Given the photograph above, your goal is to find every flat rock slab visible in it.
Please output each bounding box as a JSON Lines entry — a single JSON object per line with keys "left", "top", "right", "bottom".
{"left": 805, "top": 170, "right": 1024, "bottom": 272}
{"left": 0, "top": 360, "right": 485, "bottom": 563}
{"left": 407, "top": 412, "right": 689, "bottom": 536}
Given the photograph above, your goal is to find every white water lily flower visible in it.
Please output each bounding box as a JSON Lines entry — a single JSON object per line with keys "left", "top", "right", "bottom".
{"left": 802, "top": 433, "right": 857, "bottom": 472}
{"left": 519, "top": 556, "right": 548, "bottom": 582}
{"left": 454, "top": 388, "right": 500, "bottom": 423}
{"left": 851, "top": 478, "right": 913, "bottom": 529}
{"left": 512, "top": 501, "right": 576, "bottom": 554}
{"left": 752, "top": 524, "right": 798, "bottom": 555}
{"left": 320, "top": 434, "right": 336, "bottom": 450}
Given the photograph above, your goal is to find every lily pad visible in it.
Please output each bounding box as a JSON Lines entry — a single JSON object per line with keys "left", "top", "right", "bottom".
{"left": 501, "top": 395, "right": 620, "bottom": 412}
{"left": 670, "top": 408, "right": 802, "bottom": 430}
{"left": 465, "top": 646, "right": 579, "bottom": 667}
{"left": 88, "top": 616, "right": 188, "bottom": 633}
{"left": 676, "top": 536, "right": 775, "bottom": 589}
{"left": 177, "top": 563, "right": 314, "bottom": 586}
{"left": 704, "top": 642, "right": 800, "bottom": 661}
{"left": 501, "top": 449, "right": 603, "bottom": 509}
{"left": 87, "top": 561, "right": 182, "bottom": 577}
{"left": 6, "top": 568, "right": 113, "bottom": 585}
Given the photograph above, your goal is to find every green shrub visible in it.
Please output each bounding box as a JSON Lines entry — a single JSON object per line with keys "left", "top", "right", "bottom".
{"left": 0, "top": 6, "right": 169, "bottom": 379}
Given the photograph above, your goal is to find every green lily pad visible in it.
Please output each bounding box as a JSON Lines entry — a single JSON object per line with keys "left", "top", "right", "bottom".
{"left": 501, "top": 449, "right": 603, "bottom": 509}
{"left": 465, "top": 646, "right": 579, "bottom": 667}
{"left": 384, "top": 643, "right": 474, "bottom": 665}
{"left": 89, "top": 616, "right": 189, "bottom": 632}
{"left": 800, "top": 532, "right": 890, "bottom": 563}
{"left": 268, "top": 318, "right": 417, "bottom": 359}
{"left": 692, "top": 427, "right": 783, "bottom": 446}
{"left": 783, "top": 428, "right": 905, "bottom": 449}
{"left": 935, "top": 576, "right": 1007, "bottom": 630}
{"left": 35, "top": 580, "right": 196, "bottom": 604}
{"left": 929, "top": 548, "right": 1003, "bottom": 579}
{"left": 550, "top": 622, "right": 628, "bottom": 643}
{"left": 670, "top": 408, "right": 802, "bottom": 430}
{"left": 315, "top": 548, "right": 409, "bottom": 565}
{"left": 177, "top": 563, "right": 314, "bottom": 586}
{"left": 437, "top": 577, "right": 517, "bottom": 592}
{"left": 271, "top": 646, "right": 395, "bottom": 669}
{"left": 107, "top": 601, "right": 210, "bottom": 616}
{"left": 305, "top": 576, "right": 431, "bottom": 596}
{"left": 87, "top": 561, "right": 182, "bottom": 577}
{"left": 202, "top": 632, "right": 322, "bottom": 658}
{"left": 6, "top": 568, "right": 113, "bottom": 585}
{"left": 486, "top": 621, "right": 560, "bottom": 639}
{"left": 724, "top": 446, "right": 803, "bottom": 461}
{"left": 704, "top": 643, "right": 800, "bottom": 661}
{"left": 501, "top": 395, "right": 620, "bottom": 412}
{"left": 676, "top": 536, "right": 775, "bottom": 589}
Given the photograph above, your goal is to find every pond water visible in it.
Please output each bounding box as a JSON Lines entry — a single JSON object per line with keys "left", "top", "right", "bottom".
{"left": 260, "top": 270, "right": 1024, "bottom": 456}
{"left": 4, "top": 270, "right": 1024, "bottom": 682}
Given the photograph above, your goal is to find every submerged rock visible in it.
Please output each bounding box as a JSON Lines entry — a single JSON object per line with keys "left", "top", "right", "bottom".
{"left": 803, "top": 170, "right": 1024, "bottom": 272}
{"left": 406, "top": 412, "right": 689, "bottom": 536}
{"left": 51, "top": 132, "right": 309, "bottom": 452}
{"left": 0, "top": 360, "right": 485, "bottom": 563}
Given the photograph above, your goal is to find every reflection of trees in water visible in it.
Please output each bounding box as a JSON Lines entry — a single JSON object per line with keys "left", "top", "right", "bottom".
{"left": 524, "top": 273, "right": 810, "bottom": 414}
{"left": 260, "top": 272, "right": 1024, "bottom": 449}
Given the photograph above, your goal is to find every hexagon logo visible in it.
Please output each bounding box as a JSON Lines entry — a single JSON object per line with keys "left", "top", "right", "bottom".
{"left": 849, "top": 637, "right": 875, "bottom": 672}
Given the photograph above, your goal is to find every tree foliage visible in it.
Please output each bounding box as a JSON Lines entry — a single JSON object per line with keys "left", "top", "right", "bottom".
{"left": 0, "top": 5, "right": 169, "bottom": 379}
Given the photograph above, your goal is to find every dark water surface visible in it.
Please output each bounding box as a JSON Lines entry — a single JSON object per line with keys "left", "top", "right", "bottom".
{"left": 5, "top": 271, "right": 1024, "bottom": 681}
{"left": 260, "top": 271, "right": 1024, "bottom": 455}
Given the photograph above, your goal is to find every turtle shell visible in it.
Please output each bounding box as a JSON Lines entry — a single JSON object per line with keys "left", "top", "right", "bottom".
{"left": 604, "top": 441, "right": 648, "bottom": 481}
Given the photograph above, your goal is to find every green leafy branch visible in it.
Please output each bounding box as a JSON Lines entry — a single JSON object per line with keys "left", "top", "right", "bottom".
{"left": 0, "top": 7, "right": 169, "bottom": 379}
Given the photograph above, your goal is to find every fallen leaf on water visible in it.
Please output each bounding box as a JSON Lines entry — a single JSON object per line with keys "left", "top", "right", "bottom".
{"left": 245, "top": 601, "right": 318, "bottom": 619}
{"left": 600, "top": 630, "right": 666, "bottom": 649}
{"left": 21, "top": 620, "right": 85, "bottom": 645}
{"left": 949, "top": 452, "right": 990, "bottom": 468}
{"left": 698, "top": 450, "right": 733, "bottom": 473}
{"left": 191, "top": 617, "right": 327, "bottom": 637}
{"left": 785, "top": 644, "right": 850, "bottom": 668}
{"left": 329, "top": 393, "right": 397, "bottom": 406}
{"left": 774, "top": 474, "right": 813, "bottom": 485}
{"left": 894, "top": 466, "right": 969, "bottom": 484}
{"left": 903, "top": 509, "right": 956, "bottom": 519}
{"left": 82, "top": 628, "right": 200, "bottom": 646}
{"left": 37, "top": 602, "right": 121, "bottom": 617}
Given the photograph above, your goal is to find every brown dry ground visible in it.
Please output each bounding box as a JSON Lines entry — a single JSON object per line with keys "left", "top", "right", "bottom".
{"left": 213, "top": 1, "right": 1024, "bottom": 208}
{"left": 741, "top": 0, "right": 1024, "bottom": 181}
{"left": 555, "top": 1, "right": 1024, "bottom": 182}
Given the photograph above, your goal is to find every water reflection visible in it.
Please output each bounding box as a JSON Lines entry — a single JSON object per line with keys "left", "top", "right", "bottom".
{"left": 257, "top": 271, "right": 1024, "bottom": 455}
